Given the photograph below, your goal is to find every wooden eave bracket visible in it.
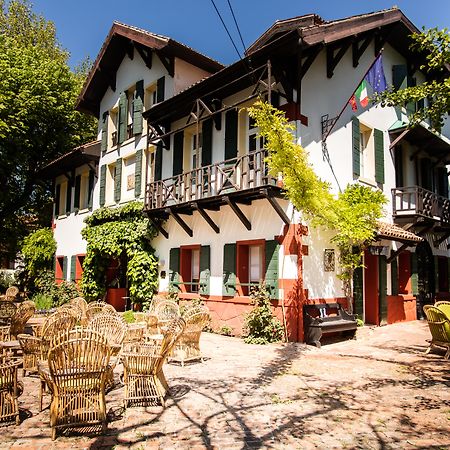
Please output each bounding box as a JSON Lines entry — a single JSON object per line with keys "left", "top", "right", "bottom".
{"left": 193, "top": 202, "right": 220, "bottom": 234}
{"left": 148, "top": 216, "right": 169, "bottom": 239}
{"left": 389, "top": 128, "right": 410, "bottom": 150}
{"left": 148, "top": 124, "right": 170, "bottom": 149}
{"left": 134, "top": 43, "right": 152, "bottom": 70}
{"left": 261, "top": 189, "right": 290, "bottom": 226}
{"left": 326, "top": 39, "right": 352, "bottom": 78}
{"left": 126, "top": 40, "right": 134, "bottom": 60}
{"left": 435, "top": 230, "right": 450, "bottom": 247}
{"left": 166, "top": 208, "right": 193, "bottom": 237}
{"left": 155, "top": 50, "right": 174, "bottom": 77}
{"left": 224, "top": 196, "right": 251, "bottom": 231}
{"left": 299, "top": 46, "right": 321, "bottom": 80}
{"left": 98, "top": 65, "right": 117, "bottom": 92}
{"left": 387, "top": 225, "right": 432, "bottom": 263}
{"left": 352, "top": 34, "right": 373, "bottom": 68}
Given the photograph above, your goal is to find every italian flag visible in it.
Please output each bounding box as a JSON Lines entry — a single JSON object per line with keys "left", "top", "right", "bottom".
{"left": 355, "top": 80, "right": 369, "bottom": 107}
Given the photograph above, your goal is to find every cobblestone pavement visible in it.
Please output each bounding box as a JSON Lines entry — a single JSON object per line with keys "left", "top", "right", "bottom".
{"left": 1, "top": 320, "right": 450, "bottom": 449}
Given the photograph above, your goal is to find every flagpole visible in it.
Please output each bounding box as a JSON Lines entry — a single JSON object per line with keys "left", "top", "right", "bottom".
{"left": 323, "top": 47, "right": 385, "bottom": 142}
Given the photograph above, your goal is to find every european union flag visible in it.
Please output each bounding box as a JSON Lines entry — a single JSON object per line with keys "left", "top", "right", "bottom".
{"left": 365, "top": 54, "right": 387, "bottom": 93}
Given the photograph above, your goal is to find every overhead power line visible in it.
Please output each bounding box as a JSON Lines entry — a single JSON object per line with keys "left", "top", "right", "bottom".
{"left": 226, "top": 0, "right": 246, "bottom": 55}
{"left": 209, "top": 0, "right": 243, "bottom": 60}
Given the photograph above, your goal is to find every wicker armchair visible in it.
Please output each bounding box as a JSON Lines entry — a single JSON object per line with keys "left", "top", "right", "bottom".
{"left": 0, "top": 326, "right": 10, "bottom": 342}
{"left": 423, "top": 305, "right": 450, "bottom": 359}
{"left": 154, "top": 300, "right": 180, "bottom": 333}
{"left": 45, "top": 328, "right": 111, "bottom": 440}
{"left": 171, "top": 305, "right": 210, "bottom": 366}
{"left": 69, "top": 297, "right": 88, "bottom": 323}
{"left": 435, "top": 301, "right": 450, "bottom": 319}
{"left": 9, "top": 301, "right": 36, "bottom": 339}
{"left": 0, "top": 357, "right": 22, "bottom": 425}
{"left": 18, "top": 309, "right": 77, "bottom": 377}
{"left": 86, "top": 301, "right": 117, "bottom": 322}
{"left": 87, "top": 313, "right": 126, "bottom": 388}
{"left": 0, "top": 301, "right": 17, "bottom": 326}
{"left": 5, "top": 286, "right": 19, "bottom": 302}
{"left": 122, "top": 317, "right": 185, "bottom": 408}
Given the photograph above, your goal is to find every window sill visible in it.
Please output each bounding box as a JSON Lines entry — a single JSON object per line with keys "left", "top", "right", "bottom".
{"left": 55, "top": 214, "right": 67, "bottom": 220}
{"left": 77, "top": 208, "right": 90, "bottom": 215}
{"left": 357, "top": 177, "right": 380, "bottom": 188}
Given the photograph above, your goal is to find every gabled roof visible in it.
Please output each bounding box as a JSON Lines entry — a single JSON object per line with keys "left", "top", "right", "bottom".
{"left": 76, "top": 22, "right": 224, "bottom": 117}
{"left": 246, "top": 14, "right": 325, "bottom": 54}
{"left": 39, "top": 141, "right": 101, "bottom": 179}
{"left": 144, "top": 7, "right": 422, "bottom": 126}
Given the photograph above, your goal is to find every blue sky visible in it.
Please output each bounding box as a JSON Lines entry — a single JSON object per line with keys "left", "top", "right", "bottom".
{"left": 31, "top": 0, "right": 450, "bottom": 68}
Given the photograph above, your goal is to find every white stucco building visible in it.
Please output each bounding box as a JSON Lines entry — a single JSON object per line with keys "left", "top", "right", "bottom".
{"left": 44, "top": 8, "right": 450, "bottom": 341}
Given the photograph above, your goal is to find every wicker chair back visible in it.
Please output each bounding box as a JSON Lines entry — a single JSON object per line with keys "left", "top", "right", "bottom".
{"left": 9, "top": 301, "right": 35, "bottom": 338}
{"left": 87, "top": 313, "right": 126, "bottom": 346}
{"left": 0, "top": 301, "right": 17, "bottom": 326}
{"left": 435, "top": 301, "right": 450, "bottom": 319}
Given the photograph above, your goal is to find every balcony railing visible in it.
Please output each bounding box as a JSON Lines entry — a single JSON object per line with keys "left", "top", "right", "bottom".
{"left": 145, "top": 149, "right": 277, "bottom": 210}
{"left": 392, "top": 186, "right": 450, "bottom": 224}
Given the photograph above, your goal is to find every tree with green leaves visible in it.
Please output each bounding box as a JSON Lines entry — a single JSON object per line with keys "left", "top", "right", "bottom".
{"left": 0, "top": 0, "right": 97, "bottom": 260}
{"left": 248, "top": 101, "right": 386, "bottom": 312}
{"left": 377, "top": 28, "right": 450, "bottom": 132}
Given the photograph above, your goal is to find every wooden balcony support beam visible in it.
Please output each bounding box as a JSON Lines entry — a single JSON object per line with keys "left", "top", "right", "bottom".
{"left": 166, "top": 208, "right": 193, "bottom": 237}
{"left": 261, "top": 189, "right": 290, "bottom": 226}
{"left": 435, "top": 230, "right": 450, "bottom": 246}
{"left": 194, "top": 203, "right": 220, "bottom": 234}
{"left": 148, "top": 216, "right": 169, "bottom": 239}
{"left": 224, "top": 196, "right": 251, "bottom": 230}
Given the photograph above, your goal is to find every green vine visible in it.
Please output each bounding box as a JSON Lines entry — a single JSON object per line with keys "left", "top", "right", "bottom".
{"left": 81, "top": 201, "right": 160, "bottom": 308}
{"left": 248, "top": 101, "right": 387, "bottom": 310}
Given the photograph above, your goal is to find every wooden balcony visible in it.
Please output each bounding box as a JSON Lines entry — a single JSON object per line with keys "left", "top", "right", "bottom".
{"left": 145, "top": 149, "right": 281, "bottom": 213}
{"left": 392, "top": 186, "right": 450, "bottom": 225}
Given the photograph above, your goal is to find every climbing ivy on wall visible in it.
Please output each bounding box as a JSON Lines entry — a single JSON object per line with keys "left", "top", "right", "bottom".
{"left": 81, "top": 201, "right": 159, "bottom": 308}
{"left": 248, "top": 101, "right": 386, "bottom": 310}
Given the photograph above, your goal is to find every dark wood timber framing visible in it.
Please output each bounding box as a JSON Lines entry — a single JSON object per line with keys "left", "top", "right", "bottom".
{"left": 167, "top": 209, "right": 193, "bottom": 237}
{"left": 76, "top": 22, "right": 223, "bottom": 117}
{"left": 148, "top": 216, "right": 169, "bottom": 239}
{"left": 224, "top": 197, "right": 251, "bottom": 231}
{"left": 194, "top": 203, "right": 220, "bottom": 234}
{"left": 261, "top": 189, "right": 290, "bottom": 226}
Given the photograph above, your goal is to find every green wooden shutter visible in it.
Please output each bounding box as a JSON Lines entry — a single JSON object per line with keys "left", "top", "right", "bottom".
{"left": 70, "top": 255, "right": 77, "bottom": 282}
{"left": 411, "top": 252, "right": 418, "bottom": 295}
{"left": 202, "top": 119, "right": 213, "bottom": 167}
{"left": 65, "top": 177, "right": 72, "bottom": 215}
{"left": 393, "top": 65, "right": 408, "bottom": 91}
{"left": 133, "top": 80, "right": 144, "bottom": 135}
{"left": 99, "top": 165, "right": 106, "bottom": 207}
{"left": 173, "top": 131, "right": 184, "bottom": 176}
{"left": 73, "top": 174, "right": 81, "bottom": 211}
{"left": 437, "top": 167, "right": 449, "bottom": 198}
{"left": 353, "top": 265, "right": 364, "bottom": 318}
{"left": 114, "top": 158, "right": 122, "bottom": 203}
{"left": 101, "top": 111, "right": 109, "bottom": 153}
{"left": 134, "top": 149, "right": 143, "bottom": 198}
{"left": 88, "top": 169, "right": 95, "bottom": 209}
{"left": 199, "top": 245, "right": 211, "bottom": 295}
{"left": 224, "top": 109, "right": 238, "bottom": 160}
{"left": 156, "top": 76, "right": 165, "bottom": 103}
{"left": 374, "top": 128, "right": 385, "bottom": 184}
{"left": 391, "top": 258, "right": 399, "bottom": 296}
{"left": 379, "top": 256, "right": 388, "bottom": 325}
{"left": 223, "top": 243, "right": 236, "bottom": 296}
{"left": 265, "top": 239, "right": 280, "bottom": 300}
{"left": 352, "top": 116, "right": 360, "bottom": 177}
{"left": 62, "top": 256, "right": 68, "bottom": 281}
{"left": 54, "top": 184, "right": 61, "bottom": 217}
{"left": 118, "top": 92, "right": 128, "bottom": 144}
{"left": 155, "top": 143, "right": 163, "bottom": 181}
{"left": 420, "top": 158, "right": 432, "bottom": 191}
{"left": 169, "top": 247, "right": 180, "bottom": 287}
{"left": 406, "top": 77, "right": 417, "bottom": 115}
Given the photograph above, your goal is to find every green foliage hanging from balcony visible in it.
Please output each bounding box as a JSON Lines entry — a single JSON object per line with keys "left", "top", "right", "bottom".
{"left": 81, "top": 201, "right": 160, "bottom": 308}
{"left": 248, "top": 101, "right": 387, "bottom": 310}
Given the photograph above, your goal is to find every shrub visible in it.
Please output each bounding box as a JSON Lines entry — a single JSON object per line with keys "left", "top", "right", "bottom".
{"left": 32, "top": 293, "right": 53, "bottom": 311}
{"left": 0, "top": 271, "right": 15, "bottom": 292}
{"left": 54, "top": 281, "right": 80, "bottom": 306}
{"left": 219, "top": 324, "right": 233, "bottom": 336}
{"left": 122, "top": 310, "right": 136, "bottom": 324}
{"left": 243, "top": 283, "right": 284, "bottom": 345}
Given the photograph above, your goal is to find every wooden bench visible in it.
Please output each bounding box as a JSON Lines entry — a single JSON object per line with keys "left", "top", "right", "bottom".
{"left": 303, "top": 303, "right": 357, "bottom": 348}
